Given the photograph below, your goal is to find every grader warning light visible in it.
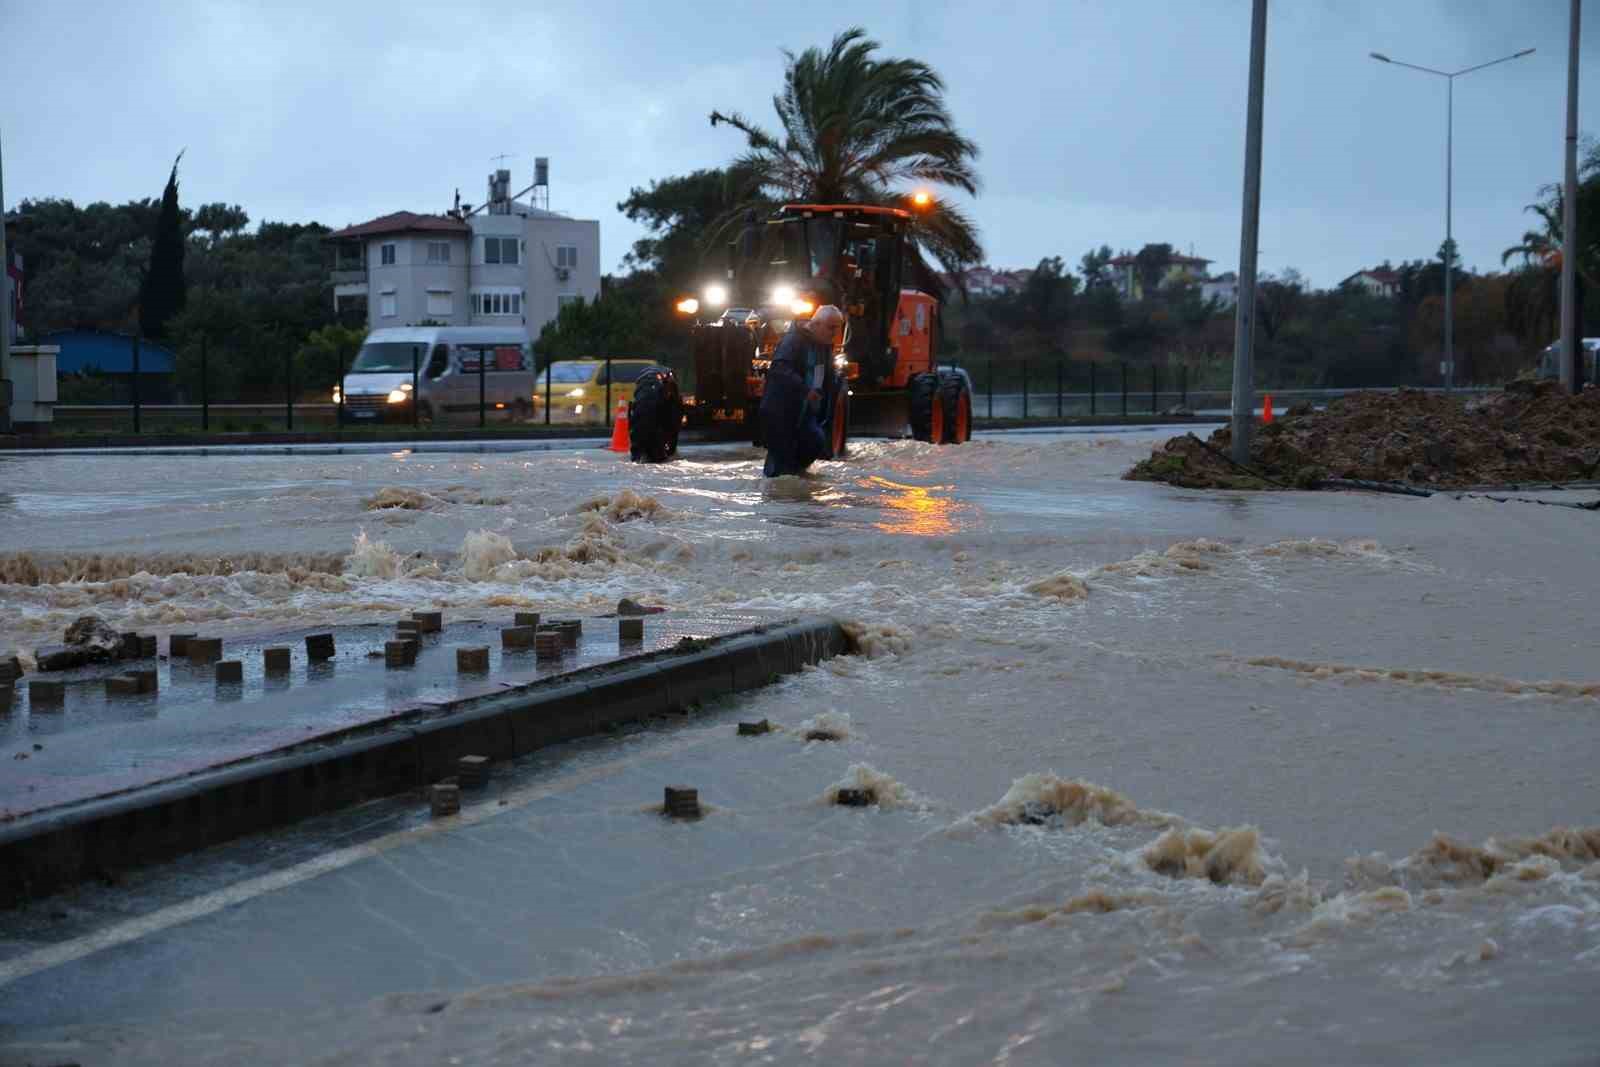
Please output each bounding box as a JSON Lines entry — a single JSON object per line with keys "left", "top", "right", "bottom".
{"left": 675, "top": 297, "right": 700, "bottom": 315}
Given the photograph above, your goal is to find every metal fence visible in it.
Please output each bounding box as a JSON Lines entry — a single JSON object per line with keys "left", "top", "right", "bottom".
{"left": 44, "top": 339, "right": 1496, "bottom": 435}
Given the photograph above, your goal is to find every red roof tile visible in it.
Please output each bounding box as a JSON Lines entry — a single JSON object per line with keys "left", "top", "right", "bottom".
{"left": 325, "top": 211, "right": 469, "bottom": 240}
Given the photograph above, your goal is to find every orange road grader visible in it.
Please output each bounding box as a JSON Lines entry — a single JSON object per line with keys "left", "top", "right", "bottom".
{"left": 646, "top": 202, "right": 973, "bottom": 459}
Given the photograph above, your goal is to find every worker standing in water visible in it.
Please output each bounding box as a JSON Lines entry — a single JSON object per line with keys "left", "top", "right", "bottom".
{"left": 761, "top": 305, "right": 844, "bottom": 477}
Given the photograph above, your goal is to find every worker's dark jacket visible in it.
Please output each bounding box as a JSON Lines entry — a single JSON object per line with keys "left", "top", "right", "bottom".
{"left": 760, "top": 325, "right": 828, "bottom": 477}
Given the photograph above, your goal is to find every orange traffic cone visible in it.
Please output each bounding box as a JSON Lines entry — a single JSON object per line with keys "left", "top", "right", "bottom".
{"left": 608, "top": 403, "right": 630, "bottom": 453}
{"left": 1262, "top": 393, "right": 1274, "bottom": 424}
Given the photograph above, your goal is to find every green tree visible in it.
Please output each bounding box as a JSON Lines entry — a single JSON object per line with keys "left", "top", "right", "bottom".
{"left": 532, "top": 291, "right": 655, "bottom": 369}
{"left": 1132, "top": 243, "right": 1173, "bottom": 300}
{"left": 139, "top": 153, "right": 187, "bottom": 339}
{"left": 296, "top": 323, "right": 368, "bottom": 395}
{"left": 707, "top": 27, "right": 983, "bottom": 287}
{"left": 1078, "top": 245, "right": 1114, "bottom": 290}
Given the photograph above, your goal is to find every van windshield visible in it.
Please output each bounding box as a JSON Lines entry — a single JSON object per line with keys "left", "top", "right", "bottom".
{"left": 350, "top": 343, "right": 424, "bottom": 373}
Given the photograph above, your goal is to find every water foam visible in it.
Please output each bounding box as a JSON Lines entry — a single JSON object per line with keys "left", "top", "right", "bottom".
{"left": 798, "top": 710, "right": 853, "bottom": 741}
{"left": 972, "top": 773, "right": 1176, "bottom": 829}
{"left": 1023, "top": 571, "right": 1090, "bottom": 601}
{"left": 576, "top": 490, "right": 665, "bottom": 523}
{"left": 344, "top": 530, "right": 409, "bottom": 578}
{"left": 0, "top": 551, "right": 344, "bottom": 586}
{"left": 1142, "top": 825, "right": 1279, "bottom": 886}
{"left": 1240, "top": 655, "right": 1600, "bottom": 700}
{"left": 822, "top": 763, "right": 922, "bottom": 810}
{"left": 841, "top": 620, "right": 913, "bottom": 658}
{"left": 460, "top": 530, "right": 519, "bottom": 581}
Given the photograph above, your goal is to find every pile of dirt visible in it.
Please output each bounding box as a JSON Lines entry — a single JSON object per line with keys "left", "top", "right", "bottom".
{"left": 1126, "top": 381, "right": 1600, "bottom": 490}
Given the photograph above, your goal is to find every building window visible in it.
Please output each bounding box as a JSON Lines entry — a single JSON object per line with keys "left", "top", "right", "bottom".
{"left": 471, "top": 289, "right": 523, "bottom": 316}
{"left": 483, "top": 237, "right": 519, "bottom": 265}
{"left": 426, "top": 241, "right": 451, "bottom": 264}
{"left": 379, "top": 289, "right": 397, "bottom": 318}
{"left": 380, "top": 243, "right": 396, "bottom": 266}
{"left": 426, "top": 289, "right": 453, "bottom": 317}
{"left": 556, "top": 245, "right": 578, "bottom": 270}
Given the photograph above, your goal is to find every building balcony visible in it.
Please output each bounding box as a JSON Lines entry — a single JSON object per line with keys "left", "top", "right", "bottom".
{"left": 330, "top": 269, "right": 367, "bottom": 286}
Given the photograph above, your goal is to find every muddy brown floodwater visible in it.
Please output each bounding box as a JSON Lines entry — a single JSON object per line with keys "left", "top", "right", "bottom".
{"left": 0, "top": 431, "right": 1597, "bottom": 1065}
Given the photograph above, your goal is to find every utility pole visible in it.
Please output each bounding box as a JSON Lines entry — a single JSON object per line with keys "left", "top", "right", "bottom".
{"left": 1230, "top": 0, "right": 1267, "bottom": 464}
{"left": 0, "top": 127, "right": 12, "bottom": 433}
{"left": 1562, "top": 0, "right": 1582, "bottom": 392}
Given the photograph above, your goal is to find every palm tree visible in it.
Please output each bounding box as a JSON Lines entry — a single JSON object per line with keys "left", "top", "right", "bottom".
{"left": 707, "top": 28, "right": 983, "bottom": 294}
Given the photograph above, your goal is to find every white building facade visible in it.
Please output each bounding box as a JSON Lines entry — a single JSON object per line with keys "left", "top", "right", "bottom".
{"left": 327, "top": 169, "right": 600, "bottom": 335}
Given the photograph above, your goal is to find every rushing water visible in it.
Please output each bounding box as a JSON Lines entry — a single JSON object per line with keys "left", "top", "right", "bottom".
{"left": 0, "top": 432, "right": 1598, "bottom": 1064}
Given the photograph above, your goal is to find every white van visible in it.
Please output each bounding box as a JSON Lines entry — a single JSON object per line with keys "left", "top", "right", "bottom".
{"left": 336, "top": 326, "right": 536, "bottom": 424}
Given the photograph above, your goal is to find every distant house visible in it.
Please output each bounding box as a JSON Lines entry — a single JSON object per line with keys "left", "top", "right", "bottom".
{"left": 1341, "top": 268, "right": 1400, "bottom": 298}
{"left": 324, "top": 166, "right": 600, "bottom": 336}
{"left": 938, "top": 266, "right": 1033, "bottom": 297}
{"left": 39, "top": 329, "right": 179, "bottom": 402}
{"left": 1107, "top": 251, "right": 1213, "bottom": 301}
{"left": 1199, "top": 272, "right": 1238, "bottom": 307}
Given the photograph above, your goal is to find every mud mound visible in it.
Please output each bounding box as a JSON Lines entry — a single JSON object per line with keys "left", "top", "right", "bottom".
{"left": 1126, "top": 382, "right": 1600, "bottom": 490}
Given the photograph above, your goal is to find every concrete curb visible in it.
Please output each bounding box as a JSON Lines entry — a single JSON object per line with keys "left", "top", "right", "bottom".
{"left": 0, "top": 617, "right": 848, "bottom": 907}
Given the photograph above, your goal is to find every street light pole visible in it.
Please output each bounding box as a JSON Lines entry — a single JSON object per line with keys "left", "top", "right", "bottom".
{"left": 1370, "top": 47, "right": 1535, "bottom": 392}
{"left": 1230, "top": 0, "right": 1268, "bottom": 465}
{"left": 1562, "top": 0, "right": 1582, "bottom": 393}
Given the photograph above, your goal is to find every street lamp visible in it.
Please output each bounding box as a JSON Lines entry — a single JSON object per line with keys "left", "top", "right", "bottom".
{"left": 1370, "top": 46, "right": 1535, "bottom": 391}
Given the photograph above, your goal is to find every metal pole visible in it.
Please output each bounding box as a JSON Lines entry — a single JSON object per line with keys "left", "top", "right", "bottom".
{"left": 1230, "top": 0, "right": 1268, "bottom": 464}
{"left": 1121, "top": 361, "right": 1128, "bottom": 416}
{"left": 1563, "top": 0, "right": 1582, "bottom": 392}
{"left": 411, "top": 345, "right": 419, "bottom": 428}
{"left": 200, "top": 334, "right": 209, "bottom": 431}
{"left": 1444, "top": 76, "right": 1454, "bottom": 391}
{"left": 605, "top": 356, "right": 613, "bottom": 428}
{"left": 1090, "top": 362, "right": 1097, "bottom": 415}
{"left": 336, "top": 342, "right": 345, "bottom": 429}
{"left": 987, "top": 357, "right": 994, "bottom": 419}
{"left": 1181, "top": 363, "right": 1188, "bottom": 407}
{"left": 478, "top": 345, "right": 486, "bottom": 427}
{"left": 285, "top": 345, "right": 293, "bottom": 430}
{"left": 0, "top": 126, "right": 10, "bottom": 423}
{"left": 1056, "top": 359, "right": 1063, "bottom": 418}
{"left": 1022, "top": 359, "right": 1028, "bottom": 419}
{"left": 131, "top": 333, "right": 142, "bottom": 433}
{"left": 1151, "top": 363, "right": 1159, "bottom": 413}
{"left": 544, "top": 361, "right": 551, "bottom": 425}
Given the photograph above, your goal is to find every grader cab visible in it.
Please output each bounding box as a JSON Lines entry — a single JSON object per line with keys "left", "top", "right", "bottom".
{"left": 670, "top": 202, "right": 972, "bottom": 457}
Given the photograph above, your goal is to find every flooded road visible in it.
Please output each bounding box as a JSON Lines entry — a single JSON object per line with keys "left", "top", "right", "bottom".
{"left": 1, "top": 431, "right": 1598, "bottom": 1064}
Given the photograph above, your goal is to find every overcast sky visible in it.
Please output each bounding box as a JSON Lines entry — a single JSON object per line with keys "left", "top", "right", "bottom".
{"left": 3, "top": 1, "right": 1596, "bottom": 288}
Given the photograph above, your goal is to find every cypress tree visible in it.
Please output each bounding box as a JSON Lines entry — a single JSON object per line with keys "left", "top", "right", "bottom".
{"left": 139, "top": 152, "right": 186, "bottom": 339}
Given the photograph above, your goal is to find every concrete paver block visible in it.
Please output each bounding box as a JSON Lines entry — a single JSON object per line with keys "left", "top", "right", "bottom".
{"left": 737, "top": 720, "right": 772, "bottom": 736}
{"left": 429, "top": 783, "right": 461, "bottom": 817}
{"left": 501, "top": 626, "right": 537, "bottom": 650}
{"left": 169, "top": 633, "right": 196, "bottom": 657}
{"left": 263, "top": 647, "right": 291, "bottom": 673}
{"left": 305, "top": 633, "right": 336, "bottom": 660}
{"left": 215, "top": 660, "right": 244, "bottom": 684}
{"left": 514, "top": 611, "right": 541, "bottom": 628}
{"left": 663, "top": 785, "right": 701, "bottom": 818}
{"left": 188, "top": 638, "right": 224, "bottom": 664}
{"left": 106, "top": 674, "right": 141, "bottom": 696}
{"left": 411, "top": 610, "right": 442, "bottom": 633}
{"left": 384, "top": 641, "right": 417, "bottom": 668}
{"left": 131, "top": 669, "right": 158, "bottom": 693}
{"left": 29, "top": 679, "right": 65, "bottom": 705}
{"left": 456, "top": 646, "right": 490, "bottom": 672}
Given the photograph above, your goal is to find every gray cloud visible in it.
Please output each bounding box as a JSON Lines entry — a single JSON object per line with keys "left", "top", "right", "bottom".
{"left": 3, "top": 0, "right": 1593, "bottom": 286}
